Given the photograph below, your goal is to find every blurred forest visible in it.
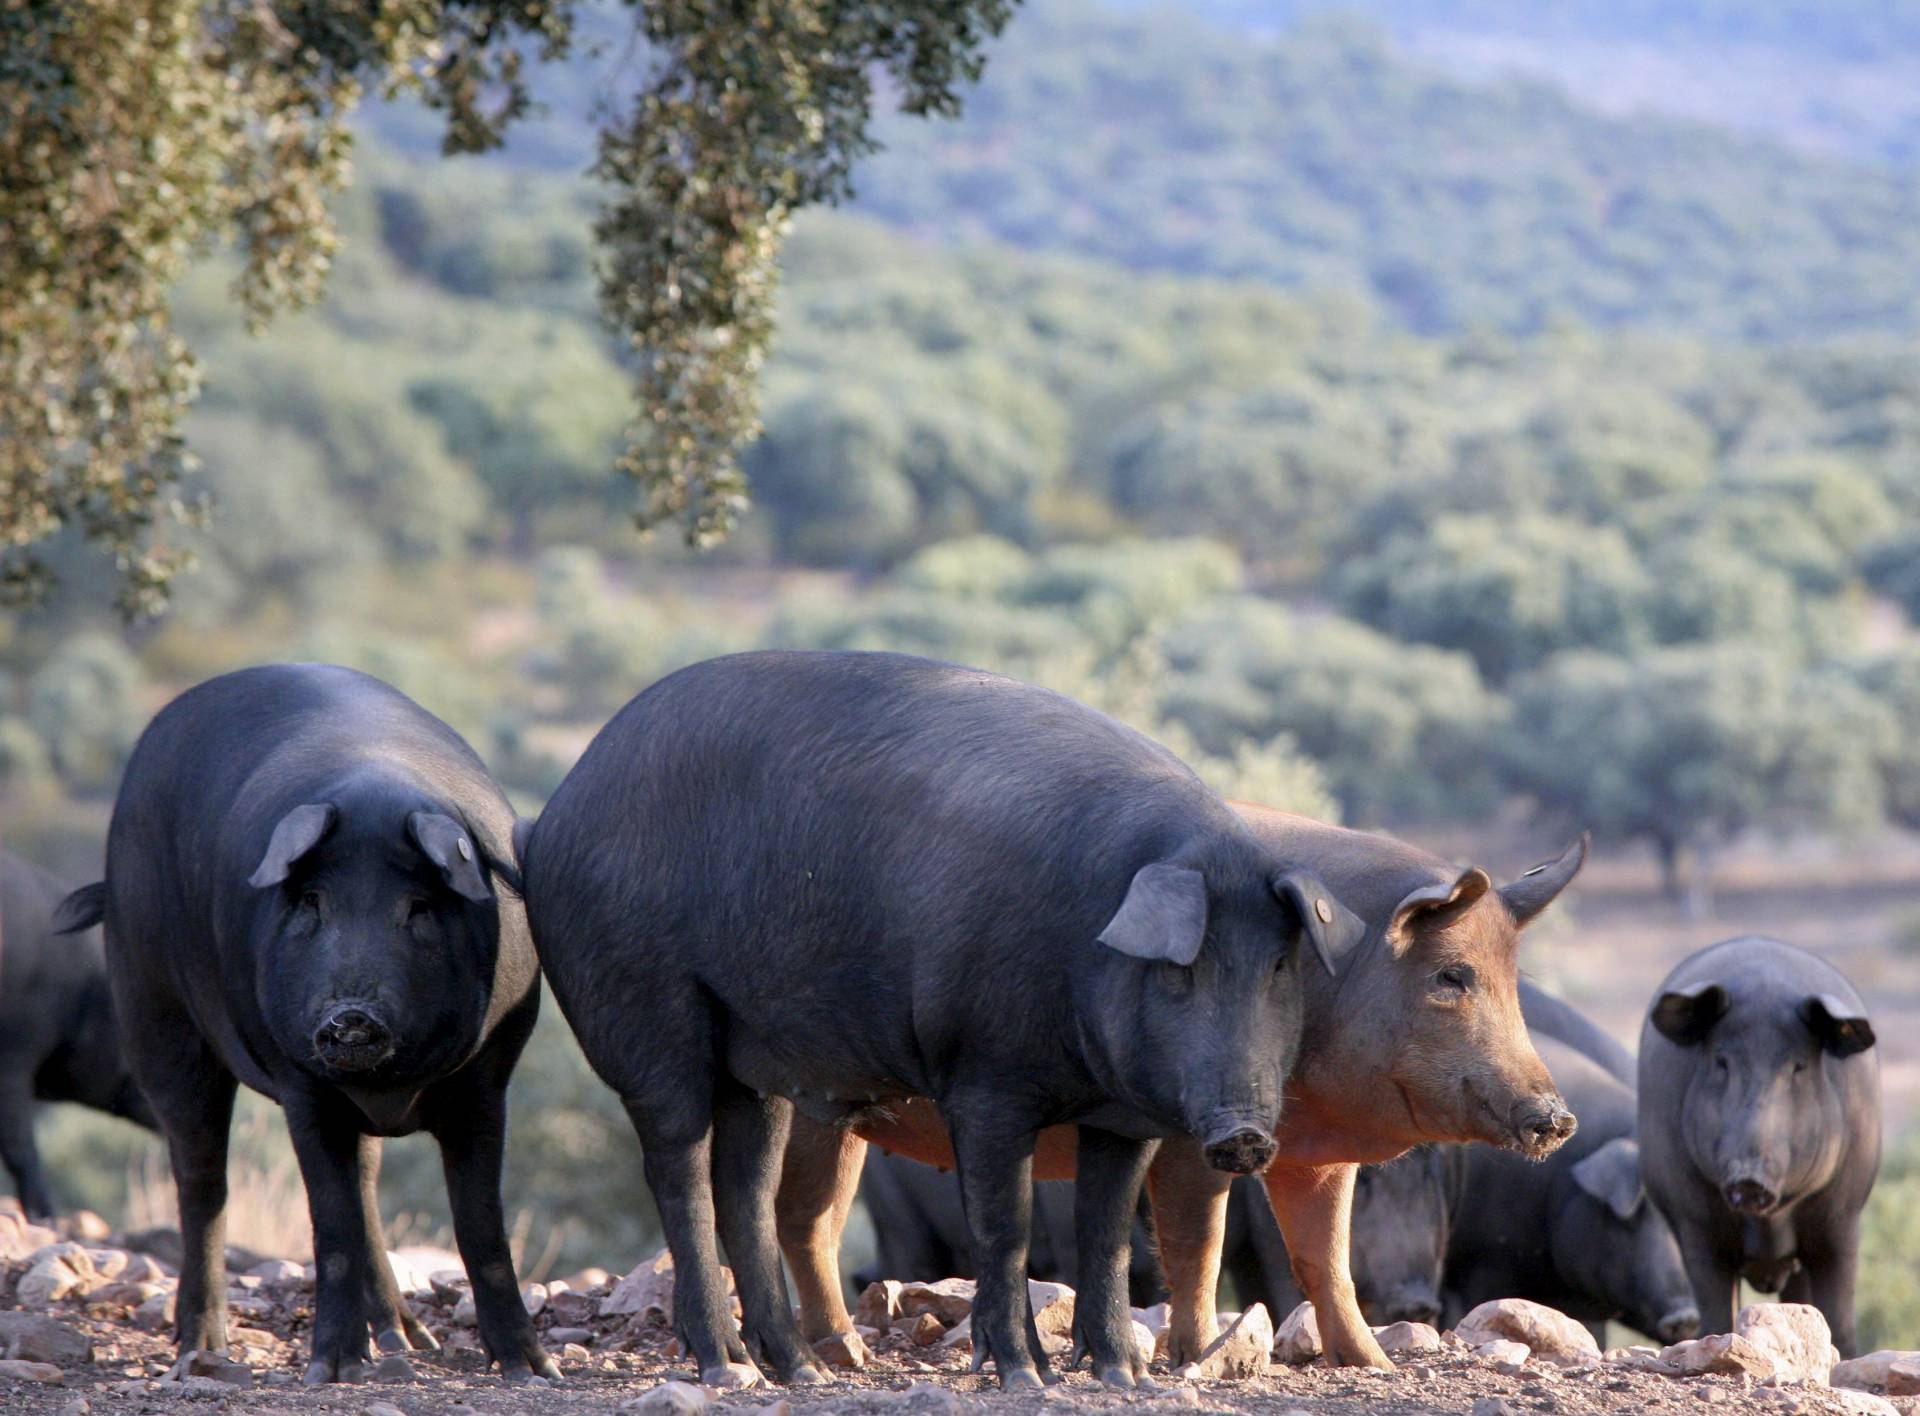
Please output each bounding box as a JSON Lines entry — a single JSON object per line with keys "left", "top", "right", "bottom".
{"left": 5, "top": 0, "right": 1919, "bottom": 1349}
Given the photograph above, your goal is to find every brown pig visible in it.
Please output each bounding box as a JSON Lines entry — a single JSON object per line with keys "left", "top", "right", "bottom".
{"left": 775, "top": 806, "right": 1584, "bottom": 1371}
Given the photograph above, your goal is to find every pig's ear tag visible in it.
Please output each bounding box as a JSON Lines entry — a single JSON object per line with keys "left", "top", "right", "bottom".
{"left": 1571, "top": 1137, "right": 1645, "bottom": 1221}
{"left": 408, "top": 812, "right": 493, "bottom": 903}
{"left": 1098, "top": 863, "right": 1207, "bottom": 966}
{"left": 1272, "top": 870, "right": 1365, "bottom": 977}
{"left": 1801, "top": 993, "right": 1875, "bottom": 1058}
{"left": 247, "top": 803, "right": 338, "bottom": 888}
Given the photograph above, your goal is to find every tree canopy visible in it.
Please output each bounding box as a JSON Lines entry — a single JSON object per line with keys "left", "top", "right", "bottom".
{"left": 0, "top": 0, "right": 1012, "bottom": 610}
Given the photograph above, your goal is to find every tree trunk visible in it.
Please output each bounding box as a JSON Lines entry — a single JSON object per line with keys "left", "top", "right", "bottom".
{"left": 1655, "top": 834, "right": 1686, "bottom": 903}
{"left": 1683, "top": 840, "right": 1716, "bottom": 922}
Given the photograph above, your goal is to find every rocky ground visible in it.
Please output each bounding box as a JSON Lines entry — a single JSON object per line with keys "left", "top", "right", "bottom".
{"left": 3, "top": 1203, "right": 1917, "bottom": 1416}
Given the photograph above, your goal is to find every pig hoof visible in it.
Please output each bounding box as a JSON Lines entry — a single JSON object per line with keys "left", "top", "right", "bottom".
{"left": 786, "top": 1363, "right": 829, "bottom": 1385}
{"left": 374, "top": 1329, "right": 410, "bottom": 1354}
{"left": 702, "top": 1362, "right": 762, "bottom": 1390}
{"left": 303, "top": 1358, "right": 367, "bottom": 1386}
{"left": 1096, "top": 1365, "right": 1137, "bottom": 1389}
{"left": 1002, "top": 1368, "right": 1045, "bottom": 1391}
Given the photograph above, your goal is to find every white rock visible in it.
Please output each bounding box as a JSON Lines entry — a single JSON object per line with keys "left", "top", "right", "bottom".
{"left": 855, "top": 1280, "right": 904, "bottom": 1332}
{"left": 246, "top": 1259, "right": 306, "bottom": 1287}
{"left": 1829, "top": 1391, "right": 1900, "bottom": 1416}
{"left": 897, "top": 1278, "right": 976, "bottom": 1327}
{"left": 1735, "top": 1303, "right": 1832, "bottom": 1386}
{"left": 1130, "top": 1320, "right": 1155, "bottom": 1371}
{"left": 1374, "top": 1320, "right": 1442, "bottom": 1357}
{"left": 1274, "top": 1302, "right": 1321, "bottom": 1364}
{"left": 1475, "top": 1339, "right": 1531, "bottom": 1374}
{"left": 621, "top": 1379, "right": 714, "bottom": 1413}
{"left": 603, "top": 1248, "right": 737, "bottom": 1321}
{"left": 84, "top": 1249, "right": 128, "bottom": 1280}
{"left": 17, "top": 1246, "right": 98, "bottom": 1308}
{"left": 1135, "top": 1303, "right": 1170, "bottom": 1361}
{"left": 1027, "top": 1280, "right": 1075, "bottom": 1340}
{"left": 520, "top": 1281, "right": 549, "bottom": 1316}
{"left": 1454, "top": 1298, "right": 1600, "bottom": 1366}
{"left": 1832, "top": 1350, "right": 1916, "bottom": 1392}
{"left": 0, "top": 1360, "right": 63, "bottom": 1385}
{"left": 1659, "top": 1332, "right": 1775, "bottom": 1379}
{"left": 811, "top": 1330, "right": 869, "bottom": 1370}
{"left": 1180, "top": 1304, "right": 1273, "bottom": 1381}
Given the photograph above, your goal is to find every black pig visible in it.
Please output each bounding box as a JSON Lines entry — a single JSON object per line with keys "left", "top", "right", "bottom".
{"left": 54, "top": 665, "right": 553, "bottom": 1384}
{"left": 1444, "top": 1035, "right": 1700, "bottom": 1344}
{"left": 1638, "top": 936, "right": 1879, "bottom": 1354}
{"left": 522, "top": 651, "right": 1360, "bottom": 1390}
{"left": 1, "top": 849, "right": 155, "bottom": 1216}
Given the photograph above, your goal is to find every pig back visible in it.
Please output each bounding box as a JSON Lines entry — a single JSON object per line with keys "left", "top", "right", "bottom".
{"left": 527, "top": 651, "right": 1252, "bottom": 1087}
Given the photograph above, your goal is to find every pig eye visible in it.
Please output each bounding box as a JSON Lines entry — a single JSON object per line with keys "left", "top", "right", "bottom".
{"left": 1436, "top": 964, "right": 1474, "bottom": 992}
{"left": 1157, "top": 962, "right": 1194, "bottom": 995}
{"left": 1713, "top": 1055, "right": 1731, "bottom": 1075}
{"left": 298, "top": 889, "right": 323, "bottom": 914}
{"left": 404, "top": 898, "right": 433, "bottom": 926}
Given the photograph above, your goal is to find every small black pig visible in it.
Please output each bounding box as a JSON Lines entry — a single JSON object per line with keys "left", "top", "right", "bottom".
{"left": 523, "top": 650, "right": 1360, "bottom": 1390}
{"left": 55, "top": 665, "right": 553, "bottom": 1384}
{"left": 1445, "top": 1035, "right": 1701, "bottom": 1344}
{"left": 1, "top": 848, "right": 155, "bottom": 1216}
{"left": 1638, "top": 936, "right": 1879, "bottom": 1354}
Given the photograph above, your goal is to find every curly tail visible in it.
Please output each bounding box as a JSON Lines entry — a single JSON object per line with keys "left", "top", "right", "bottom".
{"left": 52, "top": 881, "right": 107, "bottom": 935}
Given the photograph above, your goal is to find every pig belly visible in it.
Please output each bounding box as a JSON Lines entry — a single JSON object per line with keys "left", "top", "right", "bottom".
{"left": 855, "top": 1098, "right": 1081, "bottom": 1180}
{"left": 725, "top": 1028, "right": 909, "bottom": 1121}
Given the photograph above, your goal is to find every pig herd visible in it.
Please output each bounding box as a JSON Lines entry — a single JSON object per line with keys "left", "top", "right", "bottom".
{"left": 0, "top": 651, "right": 1882, "bottom": 1392}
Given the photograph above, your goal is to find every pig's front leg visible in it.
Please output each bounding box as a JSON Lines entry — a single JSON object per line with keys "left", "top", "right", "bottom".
{"left": 285, "top": 1094, "right": 376, "bottom": 1384}
{"left": 775, "top": 1114, "right": 869, "bottom": 1347}
{"left": 1071, "top": 1126, "right": 1158, "bottom": 1387}
{"left": 1262, "top": 1162, "right": 1390, "bottom": 1369}
{"left": 435, "top": 1086, "right": 561, "bottom": 1384}
{"left": 1798, "top": 1217, "right": 1862, "bottom": 1358}
{"left": 1145, "top": 1137, "right": 1233, "bottom": 1364}
{"left": 946, "top": 1093, "right": 1046, "bottom": 1390}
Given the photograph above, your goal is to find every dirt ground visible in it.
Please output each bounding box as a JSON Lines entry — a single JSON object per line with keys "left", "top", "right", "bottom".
{"left": 2, "top": 1242, "right": 1915, "bottom": 1416}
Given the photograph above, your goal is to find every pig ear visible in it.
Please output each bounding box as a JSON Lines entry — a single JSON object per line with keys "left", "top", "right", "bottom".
{"left": 1388, "top": 866, "right": 1492, "bottom": 958}
{"left": 1650, "top": 980, "right": 1729, "bottom": 1046}
{"left": 247, "top": 804, "right": 337, "bottom": 888}
{"left": 1272, "top": 870, "right": 1367, "bottom": 976}
{"left": 1571, "top": 1137, "right": 1645, "bottom": 1222}
{"left": 1497, "top": 834, "right": 1589, "bottom": 928}
{"left": 1098, "top": 863, "right": 1207, "bottom": 966}
{"left": 408, "top": 812, "right": 494, "bottom": 904}
{"left": 1801, "top": 994, "right": 1875, "bottom": 1058}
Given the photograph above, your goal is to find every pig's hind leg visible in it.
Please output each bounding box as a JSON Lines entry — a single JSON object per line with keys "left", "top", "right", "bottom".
{"left": 0, "top": 1071, "right": 55, "bottom": 1219}
{"left": 1070, "top": 1126, "right": 1158, "bottom": 1388}
{"left": 620, "top": 1022, "right": 760, "bottom": 1389}
{"left": 122, "top": 1012, "right": 237, "bottom": 1360}
{"left": 354, "top": 1138, "right": 439, "bottom": 1359}
{"left": 947, "top": 1093, "right": 1049, "bottom": 1390}
{"left": 712, "top": 1086, "right": 827, "bottom": 1383}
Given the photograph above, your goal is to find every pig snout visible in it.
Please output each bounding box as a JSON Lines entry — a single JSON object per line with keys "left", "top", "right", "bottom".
{"left": 1511, "top": 1095, "right": 1577, "bottom": 1157}
{"left": 1656, "top": 1307, "right": 1702, "bottom": 1344}
{"left": 1723, "top": 1176, "right": 1780, "bottom": 1216}
{"left": 1202, "top": 1125, "right": 1277, "bottom": 1175}
{"left": 1380, "top": 1286, "right": 1443, "bottom": 1327}
{"left": 313, "top": 1002, "right": 395, "bottom": 1072}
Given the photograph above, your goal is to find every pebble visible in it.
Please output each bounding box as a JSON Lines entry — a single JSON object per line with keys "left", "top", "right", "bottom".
{"left": 0, "top": 1359, "right": 64, "bottom": 1385}
{"left": 1471, "top": 1399, "right": 1519, "bottom": 1416}
{"left": 363, "top": 1404, "right": 408, "bottom": 1416}
{"left": 374, "top": 1353, "right": 416, "bottom": 1381}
